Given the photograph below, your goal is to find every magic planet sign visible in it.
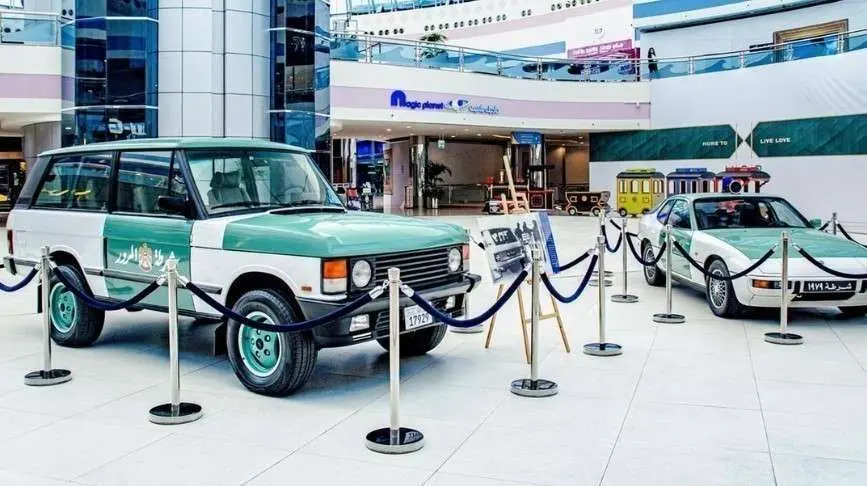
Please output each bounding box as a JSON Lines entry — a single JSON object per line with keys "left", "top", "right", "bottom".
{"left": 389, "top": 90, "right": 499, "bottom": 115}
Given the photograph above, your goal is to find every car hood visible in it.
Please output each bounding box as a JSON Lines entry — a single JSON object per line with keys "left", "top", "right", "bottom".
{"left": 704, "top": 228, "right": 867, "bottom": 259}
{"left": 219, "top": 210, "right": 468, "bottom": 257}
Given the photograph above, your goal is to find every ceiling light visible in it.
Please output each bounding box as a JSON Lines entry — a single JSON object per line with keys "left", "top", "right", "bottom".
{"left": 386, "top": 128, "right": 392, "bottom": 132}
{"left": 450, "top": 135, "right": 455, "bottom": 138}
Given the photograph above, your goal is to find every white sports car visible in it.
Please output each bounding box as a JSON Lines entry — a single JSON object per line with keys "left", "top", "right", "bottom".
{"left": 636, "top": 193, "right": 867, "bottom": 318}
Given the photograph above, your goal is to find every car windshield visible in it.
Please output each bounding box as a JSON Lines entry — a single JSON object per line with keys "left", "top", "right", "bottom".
{"left": 694, "top": 197, "right": 809, "bottom": 230}
{"left": 185, "top": 149, "right": 343, "bottom": 215}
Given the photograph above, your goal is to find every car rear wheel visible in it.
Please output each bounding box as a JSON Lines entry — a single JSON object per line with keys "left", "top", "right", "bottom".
{"left": 705, "top": 260, "right": 745, "bottom": 318}
{"left": 839, "top": 306, "right": 867, "bottom": 318}
{"left": 618, "top": 208, "right": 628, "bottom": 218}
{"left": 50, "top": 265, "right": 105, "bottom": 347}
{"left": 643, "top": 242, "right": 665, "bottom": 287}
{"left": 227, "top": 289, "right": 317, "bottom": 396}
{"left": 377, "top": 323, "right": 447, "bottom": 356}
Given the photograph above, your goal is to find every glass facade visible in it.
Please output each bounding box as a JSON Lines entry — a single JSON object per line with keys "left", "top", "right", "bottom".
{"left": 61, "top": 1, "right": 158, "bottom": 146}
{"left": 271, "top": 0, "right": 331, "bottom": 176}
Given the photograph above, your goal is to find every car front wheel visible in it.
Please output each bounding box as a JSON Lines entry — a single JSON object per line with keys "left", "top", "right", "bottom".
{"left": 705, "top": 260, "right": 745, "bottom": 318}
{"left": 227, "top": 289, "right": 317, "bottom": 396}
{"left": 377, "top": 323, "right": 447, "bottom": 356}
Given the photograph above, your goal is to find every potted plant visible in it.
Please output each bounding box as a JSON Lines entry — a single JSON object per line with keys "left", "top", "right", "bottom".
{"left": 422, "top": 160, "right": 452, "bottom": 209}
{"left": 419, "top": 32, "right": 448, "bottom": 61}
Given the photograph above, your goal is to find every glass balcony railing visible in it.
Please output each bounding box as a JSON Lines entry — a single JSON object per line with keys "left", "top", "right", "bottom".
{"left": 333, "top": 29, "right": 867, "bottom": 83}
{"left": 0, "top": 10, "right": 62, "bottom": 46}
{"left": 334, "top": 0, "right": 479, "bottom": 16}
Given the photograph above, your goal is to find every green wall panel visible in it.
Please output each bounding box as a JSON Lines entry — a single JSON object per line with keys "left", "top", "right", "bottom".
{"left": 590, "top": 125, "right": 740, "bottom": 162}
{"left": 749, "top": 114, "right": 867, "bottom": 157}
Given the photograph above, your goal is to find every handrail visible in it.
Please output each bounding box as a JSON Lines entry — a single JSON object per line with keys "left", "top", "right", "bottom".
{"left": 332, "top": 28, "right": 867, "bottom": 82}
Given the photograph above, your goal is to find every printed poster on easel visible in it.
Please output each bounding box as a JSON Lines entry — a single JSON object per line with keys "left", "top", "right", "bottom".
{"left": 478, "top": 212, "right": 557, "bottom": 283}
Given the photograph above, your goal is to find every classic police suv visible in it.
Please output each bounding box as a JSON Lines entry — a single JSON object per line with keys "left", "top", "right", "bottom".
{"left": 4, "top": 138, "right": 479, "bottom": 395}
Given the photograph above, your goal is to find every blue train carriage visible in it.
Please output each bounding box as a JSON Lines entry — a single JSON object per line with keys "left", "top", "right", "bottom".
{"left": 666, "top": 167, "right": 716, "bottom": 195}
{"left": 714, "top": 164, "right": 771, "bottom": 193}
{"left": 615, "top": 168, "right": 666, "bottom": 217}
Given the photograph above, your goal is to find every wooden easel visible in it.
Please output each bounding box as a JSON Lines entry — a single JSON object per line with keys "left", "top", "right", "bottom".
{"left": 484, "top": 156, "right": 570, "bottom": 363}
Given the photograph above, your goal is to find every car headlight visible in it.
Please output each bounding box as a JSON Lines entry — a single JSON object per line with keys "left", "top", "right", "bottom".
{"left": 448, "top": 248, "right": 462, "bottom": 272}
{"left": 351, "top": 260, "right": 372, "bottom": 288}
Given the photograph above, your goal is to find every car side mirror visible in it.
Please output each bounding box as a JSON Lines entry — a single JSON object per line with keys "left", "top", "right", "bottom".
{"left": 809, "top": 218, "right": 823, "bottom": 229}
{"left": 158, "top": 195, "right": 193, "bottom": 218}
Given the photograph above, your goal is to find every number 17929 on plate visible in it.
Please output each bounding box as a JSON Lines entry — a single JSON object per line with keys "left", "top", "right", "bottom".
{"left": 404, "top": 305, "right": 434, "bottom": 330}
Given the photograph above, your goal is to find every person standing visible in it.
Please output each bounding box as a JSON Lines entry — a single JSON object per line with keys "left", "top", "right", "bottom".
{"left": 647, "top": 47, "right": 659, "bottom": 79}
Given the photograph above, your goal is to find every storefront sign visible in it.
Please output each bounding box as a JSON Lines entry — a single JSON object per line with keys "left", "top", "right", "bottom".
{"left": 568, "top": 39, "right": 634, "bottom": 59}
{"left": 389, "top": 90, "right": 499, "bottom": 115}
{"left": 511, "top": 131, "right": 543, "bottom": 145}
{"left": 107, "top": 118, "right": 147, "bottom": 136}
{"left": 748, "top": 114, "right": 867, "bottom": 157}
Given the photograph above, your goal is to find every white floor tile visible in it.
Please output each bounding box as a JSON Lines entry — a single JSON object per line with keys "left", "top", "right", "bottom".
{"left": 773, "top": 454, "right": 867, "bottom": 486}
{"left": 246, "top": 452, "right": 431, "bottom": 486}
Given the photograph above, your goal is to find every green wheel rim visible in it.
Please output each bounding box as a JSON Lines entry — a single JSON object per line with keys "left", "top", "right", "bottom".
{"left": 49, "top": 282, "right": 78, "bottom": 333}
{"left": 238, "top": 311, "right": 281, "bottom": 378}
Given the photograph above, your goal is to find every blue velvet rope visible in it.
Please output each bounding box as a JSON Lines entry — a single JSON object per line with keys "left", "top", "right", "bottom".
{"left": 601, "top": 225, "right": 623, "bottom": 253}
{"left": 836, "top": 224, "right": 867, "bottom": 249}
{"left": 186, "top": 282, "right": 375, "bottom": 333}
{"left": 555, "top": 250, "right": 591, "bottom": 272}
{"left": 541, "top": 254, "right": 598, "bottom": 303}
{"left": 796, "top": 247, "right": 867, "bottom": 279}
{"left": 52, "top": 267, "right": 161, "bottom": 311}
{"left": 0, "top": 267, "right": 38, "bottom": 293}
{"left": 403, "top": 269, "right": 528, "bottom": 328}
{"left": 672, "top": 240, "right": 775, "bottom": 281}
{"left": 625, "top": 233, "right": 666, "bottom": 266}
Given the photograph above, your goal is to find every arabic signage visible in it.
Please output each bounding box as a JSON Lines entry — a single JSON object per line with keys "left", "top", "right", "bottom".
{"left": 389, "top": 90, "right": 499, "bottom": 115}
{"left": 113, "top": 243, "right": 177, "bottom": 273}
{"left": 591, "top": 125, "right": 741, "bottom": 162}
{"left": 567, "top": 39, "right": 634, "bottom": 59}
{"left": 748, "top": 114, "right": 867, "bottom": 157}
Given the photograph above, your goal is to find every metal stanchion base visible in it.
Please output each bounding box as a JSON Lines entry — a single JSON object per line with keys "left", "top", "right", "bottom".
{"left": 148, "top": 402, "right": 203, "bottom": 425}
{"left": 589, "top": 279, "right": 614, "bottom": 287}
{"left": 365, "top": 427, "right": 425, "bottom": 454}
{"left": 583, "top": 342, "right": 623, "bottom": 357}
{"left": 764, "top": 331, "right": 804, "bottom": 345}
{"left": 450, "top": 324, "right": 484, "bottom": 334}
{"left": 592, "top": 271, "right": 615, "bottom": 277}
{"left": 611, "top": 294, "right": 639, "bottom": 303}
{"left": 24, "top": 369, "right": 72, "bottom": 386}
{"left": 510, "top": 378, "right": 559, "bottom": 397}
{"left": 652, "top": 313, "right": 686, "bottom": 324}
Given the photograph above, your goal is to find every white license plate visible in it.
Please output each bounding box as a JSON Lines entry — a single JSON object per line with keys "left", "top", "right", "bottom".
{"left": 404, "top": 305, "right": 434, "bottom": 330}
{"left": 803, "top": 280, "right": 856, "bottom": 293}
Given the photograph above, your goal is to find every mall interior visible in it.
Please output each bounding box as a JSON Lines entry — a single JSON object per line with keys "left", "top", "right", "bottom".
{"left": 1, "top": 0, "right": 867, "bottom": 484}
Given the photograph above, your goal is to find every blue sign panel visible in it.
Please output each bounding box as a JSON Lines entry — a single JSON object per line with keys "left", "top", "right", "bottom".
{"left": 389, "top": 90, "right": 499, "bottom": 115}
{"left": 511, "top": 131, "right": 543, "bottom": 145}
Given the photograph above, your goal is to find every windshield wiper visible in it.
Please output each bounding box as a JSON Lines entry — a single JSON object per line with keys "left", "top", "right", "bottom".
{"left": 282, "top": 199, "right": 342, "bottom": 208}
{"left": 211, "top": 201, "right": 281, "bottom": 210}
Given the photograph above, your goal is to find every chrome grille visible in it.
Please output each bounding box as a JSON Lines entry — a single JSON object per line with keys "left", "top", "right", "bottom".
{"left": 370, "top": 247, "right": 459, "bottom": 289}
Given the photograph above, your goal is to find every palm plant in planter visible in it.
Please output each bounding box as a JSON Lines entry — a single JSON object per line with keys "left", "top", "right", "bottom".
{"left": 422, "top": 161, "right": 452, "bottom": 209}
{"left": 419, "top": 32, "right": 448, "bottom": 60}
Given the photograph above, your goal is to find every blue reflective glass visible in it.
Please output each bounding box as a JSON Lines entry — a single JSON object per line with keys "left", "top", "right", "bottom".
{"left": 743, "top": 49, "right": 774, "bottom": 67}
{"left": 0, "top": 15, "right": 57, "bottom": 45}
{"left": 849, "top": 32, "right": 867, "bottom": 51}
{"left": 61, "top": 107, "right": 157, "bottom": 146}
{"left": 270, "top": 111, "right": 331, "bottom": 154}
{"left": 654, "top": 59, "right": 690, "bottom": 78}
{"left": 693, "top": 54, "right": 739, "bottom": 74}
{"left": 418, "top": 45, "right": 462, "bottom": 70}
{"left": 461, "top": 51, "right": 501, "bottom": 76}
{"left": 370, "top": 40, "right": 417, "bottom": 66}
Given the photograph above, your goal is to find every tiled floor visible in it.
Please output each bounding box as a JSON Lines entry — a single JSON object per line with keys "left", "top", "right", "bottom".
{"left": 1, "top": 215, "right": 867, "bottom": 485}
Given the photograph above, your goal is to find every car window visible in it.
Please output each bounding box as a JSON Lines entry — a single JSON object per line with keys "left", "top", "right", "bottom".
{"left": 33, "top": 152, "right": 113, "bottom": 210}
{"left": 115, "top": 151, "right": 188, "bottom": 215}
{"left": 656, "top": 200, "right": 675, "bottom": 223}
{"left": 694, "top": 197, "right": 809, "bottom": 229}
{"left": 669, "top": 200, "right": 692, "bottom": 230}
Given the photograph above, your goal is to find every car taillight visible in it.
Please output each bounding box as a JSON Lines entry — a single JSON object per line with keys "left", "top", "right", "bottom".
{"left": 6, "top": 229, "right": 12, "bottom": 256}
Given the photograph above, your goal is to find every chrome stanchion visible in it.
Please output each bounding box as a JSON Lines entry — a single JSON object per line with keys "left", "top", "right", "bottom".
{"left": 367, "top": 267, "right": 425, "bottom": 453}
{"left": 149, "top": 258, "right": 203, "bottom": 425}
{"left": 24, "top": 246, "right": 73, "bottom": 386}
{"left": 590, "top": 212, "right": 613, "bottom": 287}
{"left": 831, "top": 212, "right": 838, "bottom": 235}
{"left": 511, "top": 247, "right": 558, "bottom": 396}
{"left": 764, "top": 232, "right": 803, "bottom": 345}
{"left": 584, "top": 236, "right": 623, "bottom": 357}
{"left": 652, "top": 225, "right": 686, "bottom": 324}
{"left": 611, "top": 216, "right": 639, "bottom": 304}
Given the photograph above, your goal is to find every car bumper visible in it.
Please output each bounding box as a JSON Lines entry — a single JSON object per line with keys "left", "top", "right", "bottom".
{"left": 298, "top": 273, "right": 481, "bottom": 348}
{"left": 733, "top": 275, "right": 867, "bottom": 308}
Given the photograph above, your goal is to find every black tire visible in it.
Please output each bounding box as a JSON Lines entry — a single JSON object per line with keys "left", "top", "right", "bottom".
{"left": 705, "top": 259, "right": 746, "bottom": 318}
{"left": 642, "top": 241, "right": 665, "bottom": 287}
{"left": 567, "top": 206, "right": 578, "bottom": 216}
{"left": 377, "top": 323, "right": 447, "bottom": 356}
{"left": 839, "top": 306, "right": 867, "bottom": 318}
{"left": 226, "top": 289, "right": 317, "bottom": 396}
{"left": 591, "top": 207, "right": 601, "bottom": 217}
{"left": 49, "top": 265, "right": 105, "bottom": 347}
{"left": 618, "top": 208, "right": 628, "bottom": 218}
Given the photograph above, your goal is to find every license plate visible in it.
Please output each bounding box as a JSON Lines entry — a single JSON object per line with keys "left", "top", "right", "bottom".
{"left": 404, "top": 305, "right": 434, "bottom": 330}
{"left": 803, "top": 280, "right": 856, "bottom": 293}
